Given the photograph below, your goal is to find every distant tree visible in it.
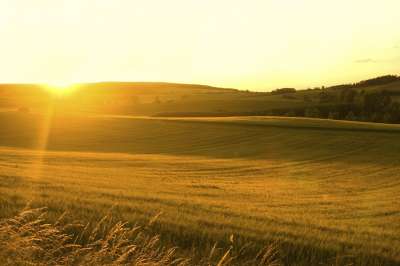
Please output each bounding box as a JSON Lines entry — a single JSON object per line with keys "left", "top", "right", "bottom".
{"left": 379, "top": 102, "right": 400, "bottom": 123}
{"left": 329, "top": 84, "right": 353, "bottom": 90}
{"left": 371, "top": 112, "right": 382, "bottom": 122}
{"left": 363, "top": 91, "right": 392, "bottom": 114}
{"left": 271, "top": 88, "right": 296, "bottom": 95}
{"left": 305, "top": 107, "right": 320, "bottom": 118}
{"left": 319, "top": 91, "right": 336, "bottom": 103}
{"left": 285, "top": 110, "right": 295, "bottom": 117}
{"left": 345, "top": 111, "right": 356, "bottom": 121}
{"left": 328, "top": 111, "right": 340, "bottom": 120}
{"left": 355, "top": 75, "right": 400, "bottom": 88}
{"left": 340, "top": 89, "right": 357, "bottom": 104}
{"left": 383, "top": 112, "right": 393, "bottom": 123}
{"left": 303, "top": 95, "right": 312, "bottom": 102}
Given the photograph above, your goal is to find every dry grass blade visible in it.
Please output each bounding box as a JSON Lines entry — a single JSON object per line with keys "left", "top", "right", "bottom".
{"left": 0, "top": 207, "right": 282, "bottom": 266}
{"left": 216, "top": 249, "right": 233, "bottom": 266}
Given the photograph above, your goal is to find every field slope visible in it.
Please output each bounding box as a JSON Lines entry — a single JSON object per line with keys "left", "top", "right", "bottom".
{"left": 0, "top": 111, "right": 399, "bottom": 265}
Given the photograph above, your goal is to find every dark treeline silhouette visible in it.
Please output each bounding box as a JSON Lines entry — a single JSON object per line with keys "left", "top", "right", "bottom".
{"left": 261, "top": 75, "right": 400, "bottom": 123}
{"left": 157, "top": 75, "right": 400, "bottom": 124}
{"left": 268, "top": 90, "right": 400, "bottom": 123}
{"left": 329, "top": 75, "right": 400, "bottom": 90}
{"left": 270, "top": 88, "right": 296, "bottom": 95}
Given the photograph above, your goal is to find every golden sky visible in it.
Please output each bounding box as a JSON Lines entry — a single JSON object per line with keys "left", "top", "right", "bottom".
{"left": 0, "top": 0, "right": 399, "bottom": 91}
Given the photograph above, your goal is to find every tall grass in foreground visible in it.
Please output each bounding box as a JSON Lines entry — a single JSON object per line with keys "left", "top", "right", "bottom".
{"left": 0, "top": 206, "right": 280, "bottom": 266}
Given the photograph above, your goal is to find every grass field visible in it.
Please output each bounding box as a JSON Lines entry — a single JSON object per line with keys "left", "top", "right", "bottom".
{"left": 1, "top": 111, "right": 400, "bottom": 265}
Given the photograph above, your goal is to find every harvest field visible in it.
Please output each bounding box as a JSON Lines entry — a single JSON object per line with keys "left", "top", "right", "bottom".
{"left": 0, "top": 111, "right": 399, "bottom": 265}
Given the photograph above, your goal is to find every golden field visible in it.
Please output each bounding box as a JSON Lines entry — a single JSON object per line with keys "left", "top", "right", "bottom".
{"left": 0, "top": 111, "right": 399, "bottom": 265}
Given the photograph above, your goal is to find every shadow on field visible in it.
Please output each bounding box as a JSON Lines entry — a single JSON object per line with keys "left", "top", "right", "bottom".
{"left": 1, "top": 112, "right": 400, "bottom": 165}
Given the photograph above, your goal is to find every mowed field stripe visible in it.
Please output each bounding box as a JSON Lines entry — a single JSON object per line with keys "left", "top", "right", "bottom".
{"left": 0, "top": 113, "right": 399, "bottom": 264}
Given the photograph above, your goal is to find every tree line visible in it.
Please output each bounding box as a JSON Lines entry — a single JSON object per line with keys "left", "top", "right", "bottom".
{"left": 270, "top": 89, "right": 400, "bottom": 123}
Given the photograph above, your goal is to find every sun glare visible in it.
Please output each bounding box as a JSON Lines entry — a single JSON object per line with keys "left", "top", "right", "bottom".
{"left": 43, "top": 82, "right": 76, "bottom": 95}
{"left": 48, "top": 82, "right": 73, "bottom": 90}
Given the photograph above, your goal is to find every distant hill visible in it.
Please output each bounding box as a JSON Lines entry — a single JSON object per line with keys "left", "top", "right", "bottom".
{"left": 0, "top": 75, "right": 399, "bottom": 123}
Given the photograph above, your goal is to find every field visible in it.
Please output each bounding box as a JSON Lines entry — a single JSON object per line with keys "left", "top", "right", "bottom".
{"left": 0, "top": 110, "right": 399, "bottom": 265}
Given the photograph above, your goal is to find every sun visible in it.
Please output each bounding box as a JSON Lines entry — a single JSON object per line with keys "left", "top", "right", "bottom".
{"left": 42, "top": 81, "right": 76, "bottom": 95}
{"left": 47, "top": 81, "right": 74, "bottom": 90}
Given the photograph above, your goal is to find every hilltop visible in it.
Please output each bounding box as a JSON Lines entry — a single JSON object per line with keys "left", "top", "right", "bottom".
{"left": 0, "top": 75, "right": 399, "bottom": 123}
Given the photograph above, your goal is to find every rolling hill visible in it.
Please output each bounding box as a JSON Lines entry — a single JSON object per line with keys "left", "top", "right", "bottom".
{"left": 0, "top": 111, "right": 399, "bottom": 265}
{"left": 0, "top": 75, "right": 399, "bottom": 122}
{"left": 1, "top": 75, "right": 400, "bottom": 265}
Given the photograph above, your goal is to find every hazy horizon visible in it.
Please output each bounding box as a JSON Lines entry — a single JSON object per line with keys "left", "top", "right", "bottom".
{"left": 1, "top": 0, "right": 399, "bottom": 91}
{"left": 0, "top": 74, "right": 399, "bottom": 93}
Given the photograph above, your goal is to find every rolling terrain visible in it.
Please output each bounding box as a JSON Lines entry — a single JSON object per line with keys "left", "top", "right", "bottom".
{"left": 1, "top": 76, "right": 399, "bottom": 119}
{"left": 1, "top": 110, "right": 399, "bottom": 265}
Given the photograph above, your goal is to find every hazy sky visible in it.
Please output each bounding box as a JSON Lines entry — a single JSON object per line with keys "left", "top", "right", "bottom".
{"left": 0, "top": 0, "right": 399, "bottom": 90}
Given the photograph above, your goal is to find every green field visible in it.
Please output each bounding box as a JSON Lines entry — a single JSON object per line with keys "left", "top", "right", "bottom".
{"left": 1, "top": 110, "right": 399, "bottom": 265}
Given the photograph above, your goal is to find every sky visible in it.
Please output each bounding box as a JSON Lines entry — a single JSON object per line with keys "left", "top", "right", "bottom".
{"left": 0, "top": 0, "right": 399, "bottom": 91}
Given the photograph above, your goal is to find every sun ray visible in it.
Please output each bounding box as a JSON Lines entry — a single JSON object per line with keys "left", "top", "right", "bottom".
{"left": 26, "top": 100, "right": 55, "bottom": 181}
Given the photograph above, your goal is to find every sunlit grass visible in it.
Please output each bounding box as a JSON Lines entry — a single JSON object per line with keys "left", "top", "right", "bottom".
{"left": 0, "top": 206, "right": 280, "bottom": 265}
{"left": 0, "top": 113, "right": 399, "bottom": 265}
